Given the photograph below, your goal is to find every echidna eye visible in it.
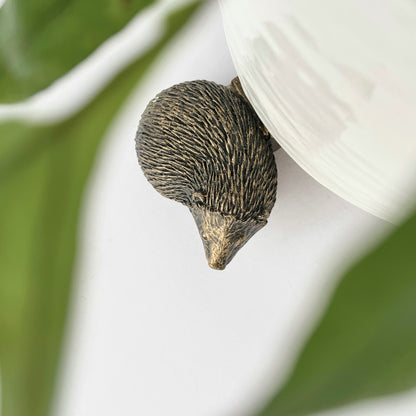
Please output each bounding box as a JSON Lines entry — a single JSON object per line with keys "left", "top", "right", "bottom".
{"left": 192, "top": 192, "right": 205, "bottom": 208}
{"left": 201, "top": 233, "right": 208, "bottom": 241}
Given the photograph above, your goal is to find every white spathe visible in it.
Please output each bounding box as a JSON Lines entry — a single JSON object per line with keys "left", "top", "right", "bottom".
{"left": 219, "top": 0, "right": 416, "bottom": 222}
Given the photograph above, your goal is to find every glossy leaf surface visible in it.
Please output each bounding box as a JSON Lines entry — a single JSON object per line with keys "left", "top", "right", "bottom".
{"left": 257, "top": 208, "right": 416, "bottom": 416}
{"left": 0, "top": 0, "right": 154, "bottom": 102}
{"left": 0, "top": 4, "right": 200, "bottom": 416}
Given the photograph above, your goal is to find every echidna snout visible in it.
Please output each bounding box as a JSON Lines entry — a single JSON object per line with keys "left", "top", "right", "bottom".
{"left": 190, "top": 206, "right": 266, "bottom": 270}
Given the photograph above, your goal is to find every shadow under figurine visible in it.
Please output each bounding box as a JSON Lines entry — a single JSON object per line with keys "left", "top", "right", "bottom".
{"left": 135, "top": 78, "right": 278, "bottom": 270}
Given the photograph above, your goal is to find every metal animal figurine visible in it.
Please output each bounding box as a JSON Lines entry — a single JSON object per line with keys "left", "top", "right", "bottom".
{"left": 135, "top": 77, "right": 278, "bottom": 270}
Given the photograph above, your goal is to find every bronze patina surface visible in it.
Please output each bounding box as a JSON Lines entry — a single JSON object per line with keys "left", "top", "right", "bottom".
{"left": 135, "top": 78, "right": 278, "bottom": 270}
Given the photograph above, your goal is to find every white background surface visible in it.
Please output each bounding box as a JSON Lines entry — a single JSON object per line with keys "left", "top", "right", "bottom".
{"left": 1, "top": 1, "right": 415, "bottom": 415}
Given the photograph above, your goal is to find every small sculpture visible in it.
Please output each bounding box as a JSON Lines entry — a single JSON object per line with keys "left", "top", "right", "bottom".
{"left": 135, "top": 78, "right": 278, "bottom": 270}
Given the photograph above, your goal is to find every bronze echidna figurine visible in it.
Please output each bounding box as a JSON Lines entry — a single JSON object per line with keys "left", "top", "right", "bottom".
{"left": 135, "top": 78, "right": 278, "bottom": 270}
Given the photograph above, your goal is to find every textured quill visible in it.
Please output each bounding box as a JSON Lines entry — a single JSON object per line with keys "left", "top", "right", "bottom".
{"left": 136, "top": 78, "right": 278, "bottom": 270}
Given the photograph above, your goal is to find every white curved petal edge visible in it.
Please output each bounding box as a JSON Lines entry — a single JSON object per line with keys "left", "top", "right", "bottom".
{"left": 219, "top": 0, "right": 416, "bottom": 223}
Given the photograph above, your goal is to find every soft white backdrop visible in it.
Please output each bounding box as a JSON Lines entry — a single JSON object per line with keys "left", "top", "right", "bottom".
{"left": 1, "top": 1, "right": 415, "bottom": 415}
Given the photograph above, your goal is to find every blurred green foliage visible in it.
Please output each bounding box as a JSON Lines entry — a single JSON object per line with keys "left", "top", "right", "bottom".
{"left": 0, "top": 3, "right": 201, "bottom": 416}
{"left": 258, "top": 210, "right": 416, "bottom": 416}
{"left": 1, "top": 1, "right": 416, "bottom": 416}
{"left": 0, "top": 0, "right": 155, "bottom": 102}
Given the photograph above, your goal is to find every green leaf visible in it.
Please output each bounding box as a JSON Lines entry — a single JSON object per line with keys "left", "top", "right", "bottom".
{"left": 257, "top": 209, "right": 416, "bottom": 416}
{"left": 0, "top": 0, "right": 156, "bottom": 103}
{"left": 0, "top": 3, "right": 201, "bottom": 416}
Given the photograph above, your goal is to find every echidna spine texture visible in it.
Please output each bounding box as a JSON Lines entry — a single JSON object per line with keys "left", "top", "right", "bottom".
{"left": 135, "top": 80, "right": 277, "bottom": 222}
